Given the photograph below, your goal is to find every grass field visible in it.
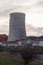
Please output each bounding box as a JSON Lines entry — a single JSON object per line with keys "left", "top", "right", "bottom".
{"left": 0, "top": 46, "right": 43, "bottom": 65}
{"left": 0, "top": 53, "right": 43, "bottom": 65}
{"left": 0, "top": 53, "right": 23, "bottom": 65}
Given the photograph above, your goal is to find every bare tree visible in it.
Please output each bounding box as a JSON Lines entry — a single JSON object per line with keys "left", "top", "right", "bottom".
{"left": 20, "top": 46, "right": 37, "bottom": 65}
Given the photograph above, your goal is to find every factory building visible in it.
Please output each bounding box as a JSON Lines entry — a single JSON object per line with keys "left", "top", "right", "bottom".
{"left": 8, "top": 12, "right": 26, "bottom": 41}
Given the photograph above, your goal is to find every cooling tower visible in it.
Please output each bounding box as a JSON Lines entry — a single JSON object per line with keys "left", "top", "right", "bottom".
{"left": 8, "top": 12, "right": 26, "bottom": 41}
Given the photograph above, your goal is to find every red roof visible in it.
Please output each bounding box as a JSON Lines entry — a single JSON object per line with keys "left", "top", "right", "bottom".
{"left": 0, "top": 34, "right": 8, "bottom": 41}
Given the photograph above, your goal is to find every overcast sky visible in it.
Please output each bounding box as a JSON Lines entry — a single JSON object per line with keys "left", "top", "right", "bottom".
{"left": 0, "top": 0, "right": 43, "bottom": 35}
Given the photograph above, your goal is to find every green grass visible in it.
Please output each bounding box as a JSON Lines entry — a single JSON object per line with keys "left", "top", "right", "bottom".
{"left": 0, "top": 53, "right": 23, "bottom": 65}
{"left": 0, "top": 46, "right": 43, "bottom": 65}
{"left": 0, "top": 53, "right": 43, "bottom": 65}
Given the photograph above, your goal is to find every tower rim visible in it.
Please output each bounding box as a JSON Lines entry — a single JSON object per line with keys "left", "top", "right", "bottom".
{"left": 10, "top": 12, "right": 25, "bottom": 16}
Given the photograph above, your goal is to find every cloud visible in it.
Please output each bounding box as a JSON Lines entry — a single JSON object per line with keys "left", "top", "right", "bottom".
{"left": 0, "top": 24, "right": 9, "bottom": 35}
{"left": 0, "top": 0, "right": 43, "bottom": 16}
{"left": 0, "top": 0, "right": 38, "bottom": 17}
{"left": 26, "top": 25, "right": 43, "bottom": 36}
{"left": 0, "top": 0, "right": 42, "bottom": 17}
{"left": 0, "top": 0, "right": 43, "bottom": 35}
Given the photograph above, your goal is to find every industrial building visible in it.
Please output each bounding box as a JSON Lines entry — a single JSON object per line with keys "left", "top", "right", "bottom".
{"left": 8, "top": 12, "right": 26, "bottom": 41}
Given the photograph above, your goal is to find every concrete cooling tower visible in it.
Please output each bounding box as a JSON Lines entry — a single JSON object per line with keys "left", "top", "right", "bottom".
{"left": 8, "top": 12, "right": 26, "bottom": 41}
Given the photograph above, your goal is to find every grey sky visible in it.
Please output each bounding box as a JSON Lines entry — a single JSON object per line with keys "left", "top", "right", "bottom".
{"left": 0, "top": 0, "right": 43, "bottom": 35}
{"left": 0, "top": 0, "right": 42, "bottom": 17}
